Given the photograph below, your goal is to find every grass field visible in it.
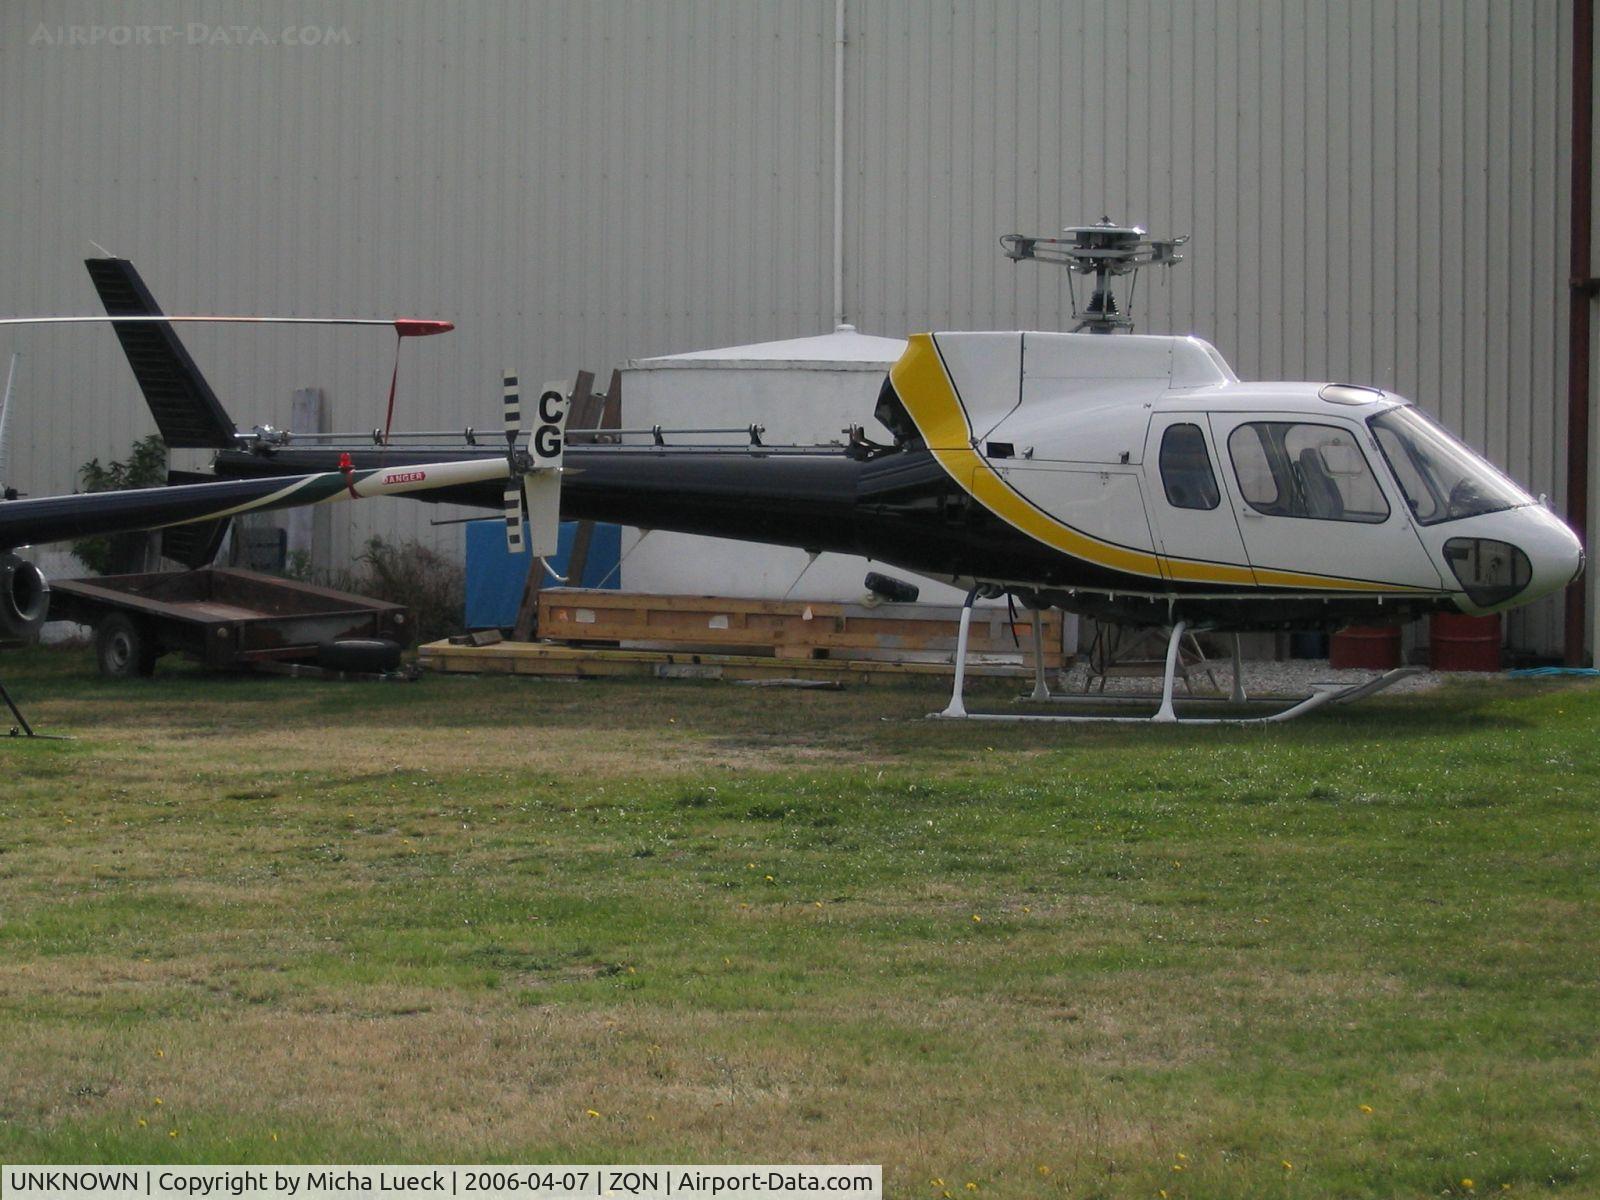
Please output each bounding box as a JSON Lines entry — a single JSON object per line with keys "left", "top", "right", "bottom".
{"left": 0, "top": 646, "right": 1595, "bottom": 1198}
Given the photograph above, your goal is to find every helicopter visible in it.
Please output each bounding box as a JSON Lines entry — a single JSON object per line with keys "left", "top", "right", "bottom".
{"left": 88, "top": 236, "right": 1584, "bottom": 723}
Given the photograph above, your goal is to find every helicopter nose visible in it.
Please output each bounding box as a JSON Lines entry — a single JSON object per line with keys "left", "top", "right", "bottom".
{"left": 1440, "top": 506, "right": 1584, "bottom": 611}
{"left": 1521, "top": 507, "right": 1585, "bottom": 602}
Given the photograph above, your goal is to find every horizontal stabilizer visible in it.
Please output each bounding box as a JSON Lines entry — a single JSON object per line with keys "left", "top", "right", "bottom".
{"left": 85, "top": 258, "right": 238, "bottom": 449}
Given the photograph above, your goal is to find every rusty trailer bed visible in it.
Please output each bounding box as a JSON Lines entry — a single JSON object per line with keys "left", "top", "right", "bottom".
{"left": 49, "top": 567, "right": 410, "bottom": 673}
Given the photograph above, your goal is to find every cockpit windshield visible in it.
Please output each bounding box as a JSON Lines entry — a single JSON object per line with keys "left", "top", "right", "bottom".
{"left": 1367, "top": 407, "right": 1531, "bottom": 526}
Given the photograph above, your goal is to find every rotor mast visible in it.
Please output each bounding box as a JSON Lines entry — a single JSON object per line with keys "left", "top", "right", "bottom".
{"left": 1000, "top": 217, "right": 1187, "bottom": 333}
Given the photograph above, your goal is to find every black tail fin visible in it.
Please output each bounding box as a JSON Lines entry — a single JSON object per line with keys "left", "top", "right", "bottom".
{"left": 84, "top": 258, "right": 238, "bottom": 449}
{"left": 158, "top": 469, "right": 231, "bottom": 568}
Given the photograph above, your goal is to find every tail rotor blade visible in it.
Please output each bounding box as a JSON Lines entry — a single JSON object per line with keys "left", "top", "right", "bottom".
{"left": 503, "top": 371, "right": 521, "bottom": 446}
{"left": 503, "top": 370, "right": 526, "bottom": 553}
{"left": 504, "top": 479, "right": 526, "bottom": 554}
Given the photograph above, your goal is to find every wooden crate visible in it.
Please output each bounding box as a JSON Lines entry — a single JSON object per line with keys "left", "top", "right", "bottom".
{"left": 535, "top": 589, "right": 1064, "bottom": 666}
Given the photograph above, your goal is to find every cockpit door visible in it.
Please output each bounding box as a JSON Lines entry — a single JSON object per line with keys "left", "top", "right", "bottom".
{"left": 1142, "top": 416, "right": 1256, "bottom": 586}
{"left": 1205, "top": 412, "right": 1446, "bottom": 592}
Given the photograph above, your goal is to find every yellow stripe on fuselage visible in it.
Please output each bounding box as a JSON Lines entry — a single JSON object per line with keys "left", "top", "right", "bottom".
{"left": 887, "top": 333, "right": 1430, "bottom": 594}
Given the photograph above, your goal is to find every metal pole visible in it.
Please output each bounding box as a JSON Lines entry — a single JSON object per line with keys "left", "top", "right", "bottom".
{"left": 832, "top": 0, "right": 847, "bottom": 329}
{"left": 1567, "top": 0, "right": 1595, "bottom": 666}
{"left": 0, "top": 677, "right": 36, "bottom": 738}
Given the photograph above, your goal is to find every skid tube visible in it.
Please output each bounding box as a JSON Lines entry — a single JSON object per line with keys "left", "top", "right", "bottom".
{"left": 931, "top": 591, "right": 1421, "bottom": 725}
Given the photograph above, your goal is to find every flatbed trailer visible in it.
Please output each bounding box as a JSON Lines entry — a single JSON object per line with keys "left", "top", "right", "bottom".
{"left": 49, "top": 567, "right": 411, "bottom": 678}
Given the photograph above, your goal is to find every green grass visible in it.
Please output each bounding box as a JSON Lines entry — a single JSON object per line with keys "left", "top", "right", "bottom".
{"left": 0, "top": 646, "right": 1595, "bottom": 1197}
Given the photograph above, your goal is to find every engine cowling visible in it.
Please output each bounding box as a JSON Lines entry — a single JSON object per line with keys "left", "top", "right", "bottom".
{"left": 0, "top": 553, "right": 49, "bottom": 646}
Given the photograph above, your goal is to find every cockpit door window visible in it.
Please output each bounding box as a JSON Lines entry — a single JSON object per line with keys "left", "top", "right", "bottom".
{"left": 1158, "top": 423, "right": 1221, "bottom": 510}
{"left": 1226, "top": 422, "right": 1390, "bottom": 524}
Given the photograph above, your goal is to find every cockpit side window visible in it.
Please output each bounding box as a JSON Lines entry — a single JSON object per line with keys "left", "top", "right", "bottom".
{"left": 1158, "top": 423, "right": 1221, "bottom": 510}
{"left": 1226, "top": 421, "right": 1390, "bottom": 523}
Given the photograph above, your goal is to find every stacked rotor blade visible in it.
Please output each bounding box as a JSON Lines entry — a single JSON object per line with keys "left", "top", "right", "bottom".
{"left": 503, "top": 371, "right": 526, "bottom": 553}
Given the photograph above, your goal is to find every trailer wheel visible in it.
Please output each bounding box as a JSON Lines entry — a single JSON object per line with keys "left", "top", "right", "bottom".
{"left": 317, "top": 638, "right": 403, "bottom": 674}
{"left": 97, "top": 614, "right": 160, "bottom": 678}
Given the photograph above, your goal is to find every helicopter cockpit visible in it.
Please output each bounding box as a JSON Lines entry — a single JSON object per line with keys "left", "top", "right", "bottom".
{"left": 1367, "top": 405, "right": 1531, "bottom": 525}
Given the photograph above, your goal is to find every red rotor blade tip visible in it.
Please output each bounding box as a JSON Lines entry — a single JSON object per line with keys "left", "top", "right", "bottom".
{"left": 393, "top": 319, "right": 454, "bottom": 337}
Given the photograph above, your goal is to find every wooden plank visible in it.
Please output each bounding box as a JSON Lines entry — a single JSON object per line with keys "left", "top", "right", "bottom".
{"left": 417, "top": 639, "right": 1047, "bottom": 684}
{"left": 534, "top": 589, "right": 1063, "bottom": 666}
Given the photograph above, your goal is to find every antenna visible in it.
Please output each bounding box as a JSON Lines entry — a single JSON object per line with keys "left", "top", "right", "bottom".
{"left": 999, "top": 216, "right": 1187, "bottom": 334}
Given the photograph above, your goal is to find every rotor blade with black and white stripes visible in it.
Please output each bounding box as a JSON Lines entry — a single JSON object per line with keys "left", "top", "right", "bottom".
{"left": 503, "top": 370, "right": 526, "bottom": 554}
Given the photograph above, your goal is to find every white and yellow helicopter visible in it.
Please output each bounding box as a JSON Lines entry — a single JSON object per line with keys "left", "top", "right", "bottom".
{"left": 100, "top": 239, "right": 1585, "bottom": 724}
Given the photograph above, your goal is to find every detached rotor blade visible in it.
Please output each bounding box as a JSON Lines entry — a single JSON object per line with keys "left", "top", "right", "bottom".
{"left": 0, "top": 315, "right": 454, "bottom": 336}
{"left": 503, "top": 370, "right": 526, "bottom": 554}
{"left": 0, "top": 456, "right": 514, "bottom": 552}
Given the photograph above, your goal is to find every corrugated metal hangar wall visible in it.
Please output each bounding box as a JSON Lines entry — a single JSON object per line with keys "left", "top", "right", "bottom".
{"left": 0, "top": 1, "right": 1588, "bottom": 656}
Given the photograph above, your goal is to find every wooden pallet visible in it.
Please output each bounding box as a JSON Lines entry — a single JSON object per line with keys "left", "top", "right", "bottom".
{"left": 534, "top": 589, "right": 1064, "bottom": 664}
{"left": 418, "top": 639, "right": 1047, "bottom": 684}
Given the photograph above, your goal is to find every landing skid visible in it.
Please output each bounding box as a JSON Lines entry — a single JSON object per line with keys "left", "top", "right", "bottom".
{"left": 931, "top": 594, "right": 1421, "bottom": 725}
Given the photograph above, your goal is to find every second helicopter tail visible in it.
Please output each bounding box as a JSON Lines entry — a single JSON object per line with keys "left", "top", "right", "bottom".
{"left": 84, "top": 257, "right": 239, "bottom": 449}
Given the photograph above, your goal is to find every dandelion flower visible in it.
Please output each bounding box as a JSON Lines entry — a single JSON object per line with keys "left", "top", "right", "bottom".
{"left": 586, "top": 1109, "right": 602, "bottom": 1118}
{"left": 1461, "top": 1181, "right": 1474, "bottom": 1191}
{"left": 169, "top": 1129, "right": 178, "bottom": 1138}
{"left": 1359, "top": 1104, "right": 1373, "bottom": 1114}
{"left": 154, "top": 1097, "right": 164, "bottom": 1106}
{"left": 765, "top": 875, "right": 774, "bottom": 883}
{"left": 1176, "top": 1154, "right": 1188, "bottom": 1162}
{"left": 155, "top": 1049, "right": 165, "bottom": 1059}
{"left": 1281, "top": 1161, "right": 1293, "bottom": 1171}
{"left": 1036, "top": 1166, "right": 1051, "bottom": 1176}
{"left": 971, "top": 914, "right": 982, "bottom": 923}
{"left": 964, "top": 1185, "right": 978, "bottom": 1193}
{"left": 137, "top": 1119, "right": 147, "bottom": 1128}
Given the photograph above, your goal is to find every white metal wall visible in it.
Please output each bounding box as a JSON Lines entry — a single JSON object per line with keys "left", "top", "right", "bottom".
{"left": 0, "top": 0, "right": 1585, "bottom": 654}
